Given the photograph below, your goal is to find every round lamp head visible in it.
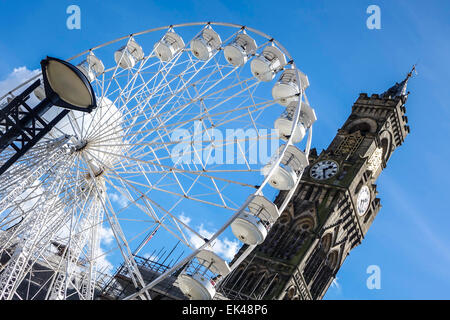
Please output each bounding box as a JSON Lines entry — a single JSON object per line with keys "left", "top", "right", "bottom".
{"left": 41, "top": 56, "right": 97, "bottom": 113}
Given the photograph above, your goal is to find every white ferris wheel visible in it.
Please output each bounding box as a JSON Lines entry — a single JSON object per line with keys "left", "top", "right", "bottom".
{"left": 0, "top": 22, "right": 316, "bottom": 300}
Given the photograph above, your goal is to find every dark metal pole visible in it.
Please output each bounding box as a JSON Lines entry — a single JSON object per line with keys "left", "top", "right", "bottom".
{"left": 0, "top": 108, "right": 69, "bottom": 176}
{"left": 0, "top": 81, "right": 70, "bottom": 176}
{"left": 0, "top": 97, "right": 55, "bottom": 153}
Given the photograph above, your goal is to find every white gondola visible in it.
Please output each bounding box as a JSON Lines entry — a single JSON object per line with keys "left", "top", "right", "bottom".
{"left": 223, "top": 33, "right": 257, "bottom": 67}
{"left": 262, "top": 145, "right": 309, "bottom": 190}
{"left": 114, "top": 38, "right": 145, "bottom": 69}
{"left": 154, "top": 31, "right": 185, "bottom": 62}
{"left": 190, "top": 27, "right": 221, "bottom": 61}
{"left": 274, "top": 101, "right": 316, "bottom": 143}
{"left": 77, "top": 53, "right": 105, "bottom": 82}
{"left": 77, "top": 63, "right": 95, "bottom": 82}
{"left": 272, "top": 69, "right": 309, "bottom": 106}
{"left": 33, "top": 84, "right": 46, "bottom": 101}
{"left": 231, "top": 195, "right": 280, "bottom": 245}
{"left": 250, "top": 45, "right": 286, "bottom": 82}
{"left": 297, "top": 100, "right": 317, "bottom": 129}
{"left": 177, "top": 250, "right": 230, "bottom": 300}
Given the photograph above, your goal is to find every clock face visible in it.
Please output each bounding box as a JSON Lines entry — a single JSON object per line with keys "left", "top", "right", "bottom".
{"left": 309, "top": 160, "right": 339, "bottom": 180}
{"left": 357, "top": 186, "right": 371, "bottom": 216}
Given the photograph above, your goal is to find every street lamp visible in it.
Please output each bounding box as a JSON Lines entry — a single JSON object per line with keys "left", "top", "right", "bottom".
{"left": 41, "top": 56, "right": 97, "bottom": 112}
{"left": 0, "top": 56, "right": 97, "bottom": 175}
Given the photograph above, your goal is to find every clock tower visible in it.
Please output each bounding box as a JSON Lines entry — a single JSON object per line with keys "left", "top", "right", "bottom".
{"left": 220, "top": 69, "right": 414, "bottom": 300}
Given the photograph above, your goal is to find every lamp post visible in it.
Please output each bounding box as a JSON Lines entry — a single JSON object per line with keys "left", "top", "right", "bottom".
{"left": 0, "top": 56, "right": 97, "bottom": 175}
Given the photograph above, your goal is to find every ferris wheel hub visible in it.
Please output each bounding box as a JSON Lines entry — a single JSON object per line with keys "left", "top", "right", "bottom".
{"left": 71, "top": 138, "right": 87, "bottom": 151}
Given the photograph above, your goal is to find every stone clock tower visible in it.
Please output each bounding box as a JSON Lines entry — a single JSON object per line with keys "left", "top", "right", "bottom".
{"left": 220, "top": 69, "right": 414, "bottom": 300}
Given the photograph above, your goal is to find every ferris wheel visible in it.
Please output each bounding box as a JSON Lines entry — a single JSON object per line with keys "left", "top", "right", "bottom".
{"left": 0, "top": 22, "right": 316, "bottom": 300}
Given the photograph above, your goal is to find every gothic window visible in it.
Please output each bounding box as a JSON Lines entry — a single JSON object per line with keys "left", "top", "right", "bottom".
{"left": 283, "top": 285, "right": 297, "bottom": 300}
{"left": 310, "top": 250, "right": 339, "bottom": 299}
{"left": 264, "top": 225, "right": 285, "bottom": 255}
{"left": 335, "top": 131, "right": 364, "bottom": 156}
{"left": 326, "top": 250, "right": 339, "bottom": 269}
{"left": 270, "top": 214, "right": 315, "bottom": 260}
{"left": 344, "top": 118, "right": 377, "bottom": 136}
{"left": 261, "top": 213, "right": 291, "bottom": 255}
{"left": 303, "top": 233, "right": 332, "bottom": 284}
{"left": 278, "top": 214, "right": 290, "bottom": 225}
{"left": 274, "top": 232, "right": 295, "bottom": 259}
{"left": 284, "top": 216, "right": 315, "bottom": 259}
{"left": 381, "top": 137, "right": 391, "bottom": 161}
{"left": 257, "top": 224, "right": 277, "bottom": 253}
{"left": 243, "top": 271, "right": 261, "bottom": 296}
{"left": 265, "top": 278, "right": 279, "bottom": 298}
{"left": 349, "top": 122, "right": 371, "bottom": 134}
{"left": 227, "top": 266, "right": 245, "bottom": 287}
{"left": 304, "top": 246, "right": 324, "bottom": 283}
{"left": 310, "top": 265, "right": 333, "bottom": 299}
{"left": 321, "top": 233, "right": 332, "bottom": 252}
{"left": 251, "top": 271, "right": 269, "bottom": 298}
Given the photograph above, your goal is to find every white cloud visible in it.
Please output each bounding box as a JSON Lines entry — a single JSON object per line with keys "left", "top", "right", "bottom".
{"left": 178, "top": 212, "right": 191, "bottom": 225}
{"left": 331, "top": 276, "right": 340, "bottom": 290}
{"left": 48, "top": 207, "right": 115, "bottom": 275}
{"left": 109, "top": 192, "right": 130, "bottom": 208}
{"left": 0, "top": 66, "right": 40, "bottom": 103}
{"left": 178, "top": 214, "right": 240, "bottom": 261}
{"left": 92, "top": 224, "right": 115, "bottom": 274}
{"left": 143, "top": 253, "right": 158, "bottom": 261}
{"left": 98, "top": 225, "right": 114, "bottom": 245}
{"left": 93, "top": 244, "right": 114, "bottom": 274}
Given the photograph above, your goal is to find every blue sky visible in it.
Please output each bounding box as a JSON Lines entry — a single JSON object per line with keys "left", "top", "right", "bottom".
{"left": 0, "top": 0, "right": 449, "bottom": 299}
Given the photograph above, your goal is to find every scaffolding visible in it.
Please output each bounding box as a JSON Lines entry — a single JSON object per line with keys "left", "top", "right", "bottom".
{"left": 98, "top": 242, "right": 187, "bottom": 300}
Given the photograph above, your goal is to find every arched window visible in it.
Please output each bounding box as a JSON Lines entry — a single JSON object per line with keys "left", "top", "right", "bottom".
{"left": 227, "top": 266, "right": 245, "bottom": 286}
{"left": 381, "top": 137, "right": 391, "bottom": 161}
{"left": 349, "top": 122, "right": 371, "bottom": 134}
{"left": 310, "top": 250, "right": 339, "bottom": 299}
{"left": 283, "top": 285, "right": 297, "bottom": 300}
{"left": 262, "top": 216, "right": 290, "bottom": 255}
{"left": 251, "top": 272, "right": 269, "bottom": 298}
{"left": 265, "top": 278, "right": 279, "bottom": 298}
{"left": 281, "top": 215, "right": 315, "bottom": 259}
{"left": 321, "top": 233, "right": 332, "bottom": 252}
{"left": 243, "top": 272, "right": 259, "bottom": 295}
{"left": 303, "top": 233, "right": 332, "bottom": 284}
{"left": 345, "top": 118, "right": 377, "bottom": 136}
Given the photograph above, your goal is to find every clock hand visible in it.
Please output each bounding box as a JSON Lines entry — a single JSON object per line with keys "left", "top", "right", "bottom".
{"left": 323, "top": 165, "right": 335, "bottom": 177}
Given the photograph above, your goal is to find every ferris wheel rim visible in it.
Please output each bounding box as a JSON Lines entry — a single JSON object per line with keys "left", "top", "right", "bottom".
{"left": 66, "top": 22, "right": 295, "bottom": 62}
{"left": 1, "top": 22, "right": 296, "bottom": 101}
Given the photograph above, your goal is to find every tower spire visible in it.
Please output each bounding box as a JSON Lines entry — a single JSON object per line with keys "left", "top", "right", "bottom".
{"left": 381, "top": 65, "right": 416, "bottom": 98}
